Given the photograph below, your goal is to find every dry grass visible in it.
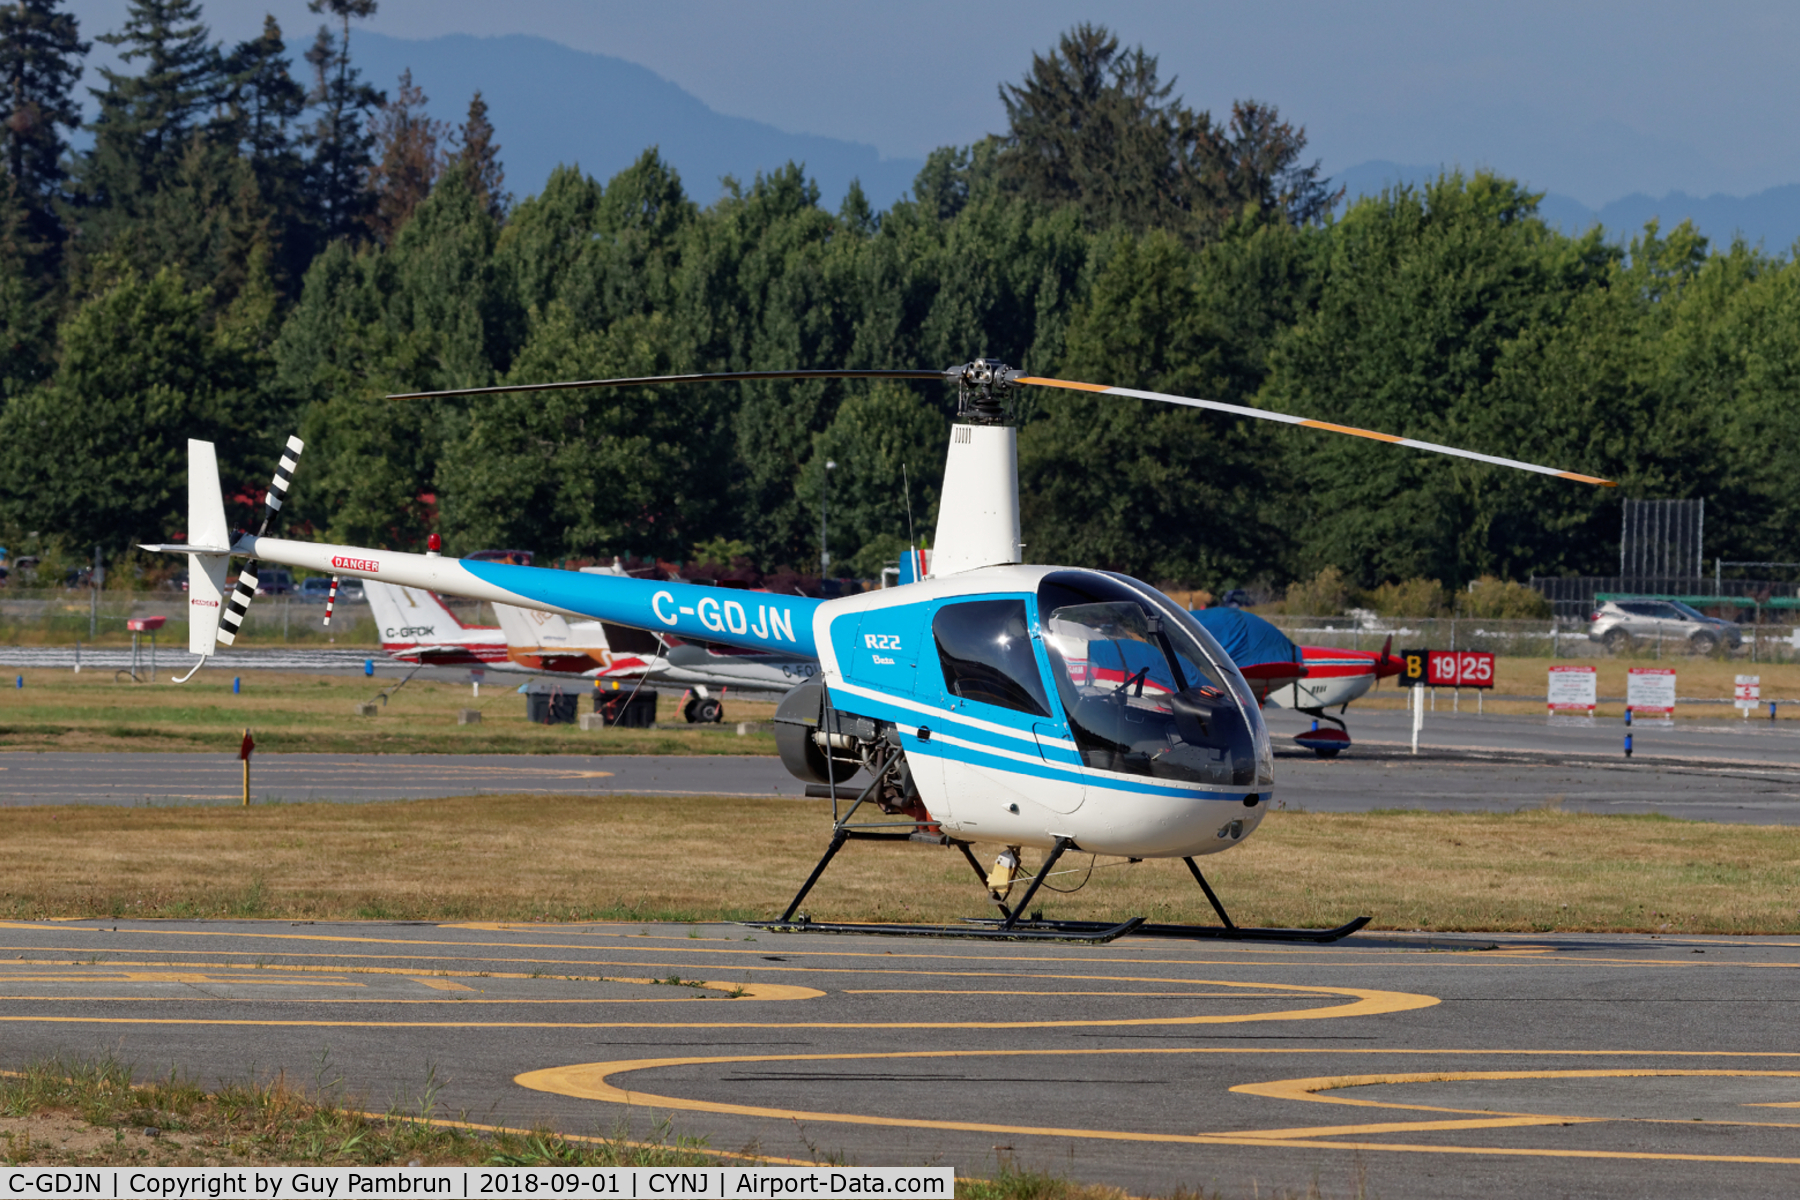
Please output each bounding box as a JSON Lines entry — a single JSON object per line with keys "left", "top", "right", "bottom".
{"left": 0, "top": 669, "right": 776, "bottom": 755}
{"left": 0, "top": 793, "right": 1794, "bottom": 933}
{"left": 0, "top": 1055, "right": 726, "bottom": 1168}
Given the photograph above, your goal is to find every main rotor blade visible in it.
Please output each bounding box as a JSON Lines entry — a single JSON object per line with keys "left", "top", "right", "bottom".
{"left": 386, "top": 368, "right": 953, "bottom": 401}
{"left": 1017, "top": 376, "right": 1615, "bottom": 487}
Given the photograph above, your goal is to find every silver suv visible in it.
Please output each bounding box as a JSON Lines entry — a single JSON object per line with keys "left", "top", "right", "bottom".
{"left": 1588, "top": 598, "right": 1742, "bottom": 653}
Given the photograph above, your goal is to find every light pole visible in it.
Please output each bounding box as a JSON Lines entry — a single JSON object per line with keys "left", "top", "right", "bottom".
{"left": 820, "top": 459, "right": 837, "bottom": 577}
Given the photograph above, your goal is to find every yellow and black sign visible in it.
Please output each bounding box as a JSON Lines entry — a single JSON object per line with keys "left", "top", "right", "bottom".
{"left": 1399, "top": 648, "right": 1428, "bottom": 687}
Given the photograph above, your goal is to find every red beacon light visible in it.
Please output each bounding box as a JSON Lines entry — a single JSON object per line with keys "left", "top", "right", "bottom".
{"left": 427, "top": 533, "right": 442, "bottom": 557}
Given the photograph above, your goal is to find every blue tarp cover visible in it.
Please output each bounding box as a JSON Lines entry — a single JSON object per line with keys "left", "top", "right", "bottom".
{"left": 1190, "top": 607, "right": 1301, "bottom": 670}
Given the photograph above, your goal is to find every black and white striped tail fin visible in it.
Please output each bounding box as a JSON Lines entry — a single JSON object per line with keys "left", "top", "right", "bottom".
{"left": 256, "top": 435, "right": 304, "bottom": 536}
{"left": 218, "top": 570, "right": 258, "bottom": 646}
{"left": 324, "top": 576, "right": 338, "bottom": 626}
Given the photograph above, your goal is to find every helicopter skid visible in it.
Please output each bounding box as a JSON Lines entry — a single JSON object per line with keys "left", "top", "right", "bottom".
{"left": 745, "top": 916, "right": 1147, "bottom": 944}
{"left": 958, "top": 914, "right": 1371, "bottom": 943}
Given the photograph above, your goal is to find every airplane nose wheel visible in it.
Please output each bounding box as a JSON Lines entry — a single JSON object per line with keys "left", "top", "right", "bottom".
{"left": 683, "top": 696, "right": 724, "bottom": 724}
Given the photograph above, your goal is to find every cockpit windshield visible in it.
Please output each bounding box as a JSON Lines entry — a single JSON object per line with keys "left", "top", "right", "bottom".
{"left": 1037, "top": 571, "right": 1272, "bottom": 788}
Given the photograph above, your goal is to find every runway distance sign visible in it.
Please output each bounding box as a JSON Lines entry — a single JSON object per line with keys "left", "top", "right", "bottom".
{"left": 1399, "top": 649, "right": 1495, "bottom": 688}
{"left": 1424, "top": 650, "right": 1495, "bottom": 688}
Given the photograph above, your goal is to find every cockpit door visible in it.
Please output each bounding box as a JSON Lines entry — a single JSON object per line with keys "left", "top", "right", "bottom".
{"left": 925, "top": 596, "right": 1083, "bottom": 817}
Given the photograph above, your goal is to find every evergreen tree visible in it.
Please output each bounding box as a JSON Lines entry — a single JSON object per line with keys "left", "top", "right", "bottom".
{"left": 0, "top": 264, "right": 237, "bottom": 549}
{"left": 1261, "top": 172, "right": 1616, "bottom": 586}
{"left": 302, "top": 0, "right": 380, "bottom": 242}
{"left": 364, "top": 68, "right": 444, "bottom": 244}
{"left": 996, "top": 23, "right": 1220, "bottom": 235}
{"left": 0, "top": 0, "right": 88, "bottom": 267}
{"left": 77, "top": 0, "right": 220, "bottom": 237}
{"left": 0, "top": 171, "right": 47, "bottom": 389}
{"left": 448, "top": 90, "right": 508, "bottom": 221}
{"left": 1214, "top": 100, "right": 1341, "bottom": 227}
{"left": 996, "top": 25, "right": 1336, "bottom": 240}
{"left": 222, "top": 15, "right": 311, "bottom": 287}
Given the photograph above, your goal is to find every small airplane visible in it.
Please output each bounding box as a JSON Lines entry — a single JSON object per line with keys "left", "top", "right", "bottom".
{"left": 362, "top": 578, "right": 510, "bottom": 669}
{"left": 1190, "top": 606, "right": 1403, "bottom": 757}
{"left": 493, "top": 577, "right": 820, "bottom": 721}
{"left": 145, "top": 364, "right": 1610, "bottom": 943}
{"left": 364, "top": 574, "right": 816, "bottom": 723}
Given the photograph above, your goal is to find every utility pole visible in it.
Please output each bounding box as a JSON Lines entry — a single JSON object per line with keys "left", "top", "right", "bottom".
{"left": 819, "top": 459, "right": 837, "bottom": 577}
{"left": 90, "top": 545, "right": 103, "bottom": 637}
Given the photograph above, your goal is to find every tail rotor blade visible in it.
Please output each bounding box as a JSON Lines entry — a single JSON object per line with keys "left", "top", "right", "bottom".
{"left": 219, "top": 570, "right": 257, "bottom": 647}
{"left": 258, "top": 435, "right": 305, "bottom": 536}
{"left": 1016, "top": 376, "right": 1614, "bottom": 487}
{"left": 230, "top": 434, "right": 306, "bottom": 646}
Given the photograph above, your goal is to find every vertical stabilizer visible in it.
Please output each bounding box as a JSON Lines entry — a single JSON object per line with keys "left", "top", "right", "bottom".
{"left": 494, "top": 603, "right": 613, "bottom": 652}
{"left": 186, "top": 439, "right": 231, "bottom": 656}
{"left": 928, "top": 423, "right": 1019, "bottom": 576}
{"left": 365, "top": 580, "right": 481, "bottom": 638}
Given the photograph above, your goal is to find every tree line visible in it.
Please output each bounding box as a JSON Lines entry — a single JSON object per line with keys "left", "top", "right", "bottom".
{"left": 0, "top": 8, "right": 1793, "bottom": 598}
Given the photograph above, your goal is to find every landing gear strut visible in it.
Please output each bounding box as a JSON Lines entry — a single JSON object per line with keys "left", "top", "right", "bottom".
{"left": 753, "top": 749, "right": 1367, "bottom": 943}
{"left": 1294, "top": 707, "right": 1352, "bottom": 758}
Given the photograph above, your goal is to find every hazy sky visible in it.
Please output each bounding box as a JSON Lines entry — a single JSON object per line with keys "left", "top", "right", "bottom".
{"left": 67, "top": 1, "right": 1800, "bottom": 208}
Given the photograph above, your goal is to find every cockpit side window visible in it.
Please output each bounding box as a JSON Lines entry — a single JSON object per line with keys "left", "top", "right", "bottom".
{"left": 1037, "top": 570, "right": 1260, "bottom": 787}
{"left": 932, "top": 599, "right": 1051, "bottom": 717}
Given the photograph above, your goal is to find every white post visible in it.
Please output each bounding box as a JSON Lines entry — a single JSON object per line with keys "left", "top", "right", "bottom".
{"left": 1411, "top": 685, "right": 1423, "bottom": 755}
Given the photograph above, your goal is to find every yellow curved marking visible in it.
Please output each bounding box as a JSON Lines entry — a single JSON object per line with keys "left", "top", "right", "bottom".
{"left": 1235, "top": 1068, "right": 1800, "bottom": 1116}
{"left": 0, "top": 959, "right": 813, "bottom": 998}
{"left": 0, "top": 979, "right": 1432, "bottom": 1029}
{"left": 842, "top": 990, "right": 1300, "bottom": 997}
{"left": 521, "top": 1053, "right": 1800, "bottom": 1165}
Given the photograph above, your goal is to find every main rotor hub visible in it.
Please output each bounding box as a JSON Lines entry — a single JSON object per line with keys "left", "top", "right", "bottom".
{"left": 952, "top": 359, "right": 1023, "bottom": 425}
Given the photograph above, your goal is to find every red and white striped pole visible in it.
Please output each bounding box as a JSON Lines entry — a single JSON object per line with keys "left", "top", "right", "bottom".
{"left": 324, "top": 576, "right": 339, "bottom": 626}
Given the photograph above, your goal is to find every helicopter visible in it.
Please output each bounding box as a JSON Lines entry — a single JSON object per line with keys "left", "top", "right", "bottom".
{"left": 143, "top": 363, "right": 1609, "bottom": 943}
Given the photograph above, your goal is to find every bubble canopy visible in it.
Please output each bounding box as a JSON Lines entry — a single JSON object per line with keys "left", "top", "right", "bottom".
{"left": 1035, "top": 570, "right": 1274, "bottom": 789}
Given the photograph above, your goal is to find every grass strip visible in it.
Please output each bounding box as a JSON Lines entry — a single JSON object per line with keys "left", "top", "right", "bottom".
{"left": 0, "top": 794, "right": 1795, "bottom": 933}
{"left": 0, "top": 670, "right": 776, "bottom": 755}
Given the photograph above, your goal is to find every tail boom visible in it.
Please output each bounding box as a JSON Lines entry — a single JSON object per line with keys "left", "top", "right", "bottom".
{"left": 239, "top": 536, "right": 821, "bottom": 657}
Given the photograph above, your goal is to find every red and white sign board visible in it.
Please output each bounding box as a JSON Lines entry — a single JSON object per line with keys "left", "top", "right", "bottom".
{"left": 1736, "top": 674, "right": 1761, "bottom": 713}
{"left": 1627, "top": 667, "right": 1677, "bottom": 717}
{"left": 1426, "top": 650, "right": 1496, "bottom": 688}
{"left": 1547, "top": 665, "right": 1597, "bottom": 713}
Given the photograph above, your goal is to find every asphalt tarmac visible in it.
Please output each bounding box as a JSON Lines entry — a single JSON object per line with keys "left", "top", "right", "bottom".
{"left": 10, "top": 708, "right": 1800, "bottom": 823}
{"left": 1, "top": 919, "right": 1796, "bottom": 1198}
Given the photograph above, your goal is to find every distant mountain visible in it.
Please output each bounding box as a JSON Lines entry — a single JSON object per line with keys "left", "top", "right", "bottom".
{"left": 355, "top": 32, "right": 925, "bottom": 209}
{"left": 1333, "top": 160, "right": 1800, "bottom": 253}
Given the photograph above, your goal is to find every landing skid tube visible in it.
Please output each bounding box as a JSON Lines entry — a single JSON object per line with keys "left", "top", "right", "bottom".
{"left": 751, "top": 808, "right": 1369, "bottom": 944}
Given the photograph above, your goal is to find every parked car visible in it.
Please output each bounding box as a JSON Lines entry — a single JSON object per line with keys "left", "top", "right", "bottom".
{"left": 297, "top": 576, "right": 333, "bottom": 603}
{"left": 254, "top": 568, "right": 294, "bottom": 596}
{"left": 1588, "top": 598, "right": 1742, "bottom": 653}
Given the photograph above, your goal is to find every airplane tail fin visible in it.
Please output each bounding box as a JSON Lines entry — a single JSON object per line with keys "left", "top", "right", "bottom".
{"left": 493, "top": 602, "right": 611, "bottom": 652}
{"left": 364, "top": 580, "right": 480, "bottom": 637}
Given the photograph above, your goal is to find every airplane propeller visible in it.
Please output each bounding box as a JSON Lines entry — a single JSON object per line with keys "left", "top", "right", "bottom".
{"left": 387, "top": 361, "right": 1614, "bottom": 487}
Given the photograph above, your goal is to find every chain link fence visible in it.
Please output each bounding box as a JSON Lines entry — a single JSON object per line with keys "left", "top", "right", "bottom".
{"left": 1265, "top": 613, "right": 1800, "bottom": 662}
{"left": 0, "top": 589, "right": 381, "bottom": 646}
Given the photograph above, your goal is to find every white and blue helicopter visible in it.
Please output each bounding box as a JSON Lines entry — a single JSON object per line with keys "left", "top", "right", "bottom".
{"left": 144, "top": 361, "right": 1610, "bottom": 943}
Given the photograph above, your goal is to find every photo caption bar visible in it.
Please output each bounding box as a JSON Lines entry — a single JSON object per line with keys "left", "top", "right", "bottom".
{"left": 1, "top": 1169, "right": 955, "bottom": 1200}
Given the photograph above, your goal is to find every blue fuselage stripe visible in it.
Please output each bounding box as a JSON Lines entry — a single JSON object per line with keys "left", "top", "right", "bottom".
{"left": 458, "top": 560, "right": 821, "bottom": 656}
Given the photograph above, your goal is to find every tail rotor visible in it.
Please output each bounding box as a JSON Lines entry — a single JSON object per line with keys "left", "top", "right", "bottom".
{"left": 218, "top": 435, "right": 304, "bottom": 648}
